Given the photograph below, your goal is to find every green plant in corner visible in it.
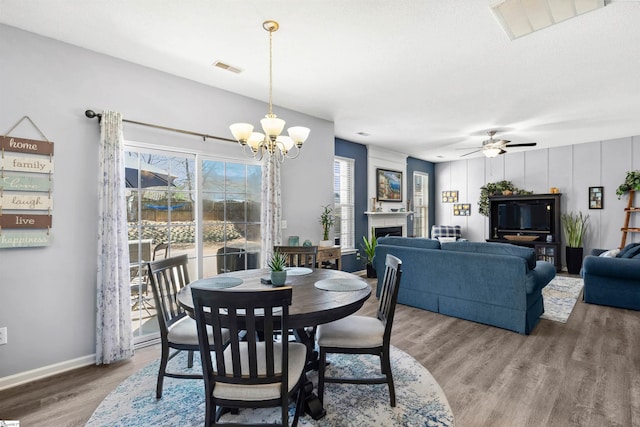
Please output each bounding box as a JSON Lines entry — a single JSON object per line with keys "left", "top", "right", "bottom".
{"left": 616, "top": 170, "right": 640, "bottom": 199}
{"left": 362, "top": 227, "right": 377, "bottom": 264}
{"left": 478, "top": 180, "right": 532, "bottom": 216}
{"left": 319, "top": 204, "right": 335, "bottom": 241}
{"left": 561, "top": 211, "right": 590, "bottom": 248}
{"left": 267, "top": 250, "right": 288, "bottom": 271}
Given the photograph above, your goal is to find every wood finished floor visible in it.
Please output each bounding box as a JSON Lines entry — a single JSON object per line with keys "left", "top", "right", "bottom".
{"left": 1, "top": 274, "right": 639, "bottom": 427}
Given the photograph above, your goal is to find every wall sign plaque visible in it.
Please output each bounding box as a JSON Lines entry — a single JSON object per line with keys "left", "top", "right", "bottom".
{"left": 0, "top": 174, "right": 52, "bottom": 192}
{"left": 1, "top": 116, "right": 55, "bottom": 249}
{"left": 0, "top": 194, "right": 53, "bottom": 210}
{"left": 0, "top": 231, "right": 51, "bottom": 248}
{"left": 0, "top": 214, "right": 52, "bottom": 229}
{"left": 0, "top": 135, "right": 54, "bottom": 155}
{"left": 1, "top": 154, "right": 54, "bottom": 174}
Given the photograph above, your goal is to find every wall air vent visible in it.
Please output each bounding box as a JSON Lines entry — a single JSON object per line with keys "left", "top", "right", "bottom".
{"left": 213, "top": 61, "right": 243, "bottom": 74}
{"left": 490, "top": 0, "right": 605, "bottom": 40}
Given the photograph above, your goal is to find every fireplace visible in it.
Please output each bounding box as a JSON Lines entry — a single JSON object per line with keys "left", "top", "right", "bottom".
{"left": 374, "top": 226, "right": 403, "bottom": 239}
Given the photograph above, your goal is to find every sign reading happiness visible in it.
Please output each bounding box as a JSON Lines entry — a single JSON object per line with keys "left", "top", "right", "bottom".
{"left": 0, "top": 132, "right": 55, "bottom": 248}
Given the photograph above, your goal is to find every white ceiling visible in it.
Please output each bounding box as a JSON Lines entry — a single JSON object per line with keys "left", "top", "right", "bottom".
{"left": 1, "top": 0, "right": 639, "bottom": 162}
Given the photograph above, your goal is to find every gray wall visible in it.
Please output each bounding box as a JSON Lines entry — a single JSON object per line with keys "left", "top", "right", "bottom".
{"left": 435, "top": 137, "right": 640, "bottom": 267}
{"left": 0, "top": 24, "right": 334, "bottom": 382}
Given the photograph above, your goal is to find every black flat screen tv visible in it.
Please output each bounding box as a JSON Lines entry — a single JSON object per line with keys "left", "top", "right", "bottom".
{"left": 497, "top": 200, "right": 552, "bottom": 233}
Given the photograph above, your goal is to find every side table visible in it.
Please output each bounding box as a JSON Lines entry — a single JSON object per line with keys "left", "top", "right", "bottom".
{"left": 317, "top": 245, "right": 341, "bottom": 270}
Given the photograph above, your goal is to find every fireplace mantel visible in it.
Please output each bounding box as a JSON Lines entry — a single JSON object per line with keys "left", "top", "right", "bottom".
{"left": 365, "top": 211, "right": 413, "bottom": 216}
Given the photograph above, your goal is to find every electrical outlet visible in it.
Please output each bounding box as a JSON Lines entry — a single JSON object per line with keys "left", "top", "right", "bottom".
{"left": 0, "top": 327, "right": 7, "bottom": 345}
{"left": 281, "top": 219, "right": 288, "bottom": 229}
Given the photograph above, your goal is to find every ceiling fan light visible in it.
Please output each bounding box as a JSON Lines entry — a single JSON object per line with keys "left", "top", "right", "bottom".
{"left": 484, "top": 147, "right": 501, "bottom": 158}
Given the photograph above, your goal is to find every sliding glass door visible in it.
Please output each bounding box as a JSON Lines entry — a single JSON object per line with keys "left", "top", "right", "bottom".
{"left": 125, "top": 147, "right": 261, "bottom": 345}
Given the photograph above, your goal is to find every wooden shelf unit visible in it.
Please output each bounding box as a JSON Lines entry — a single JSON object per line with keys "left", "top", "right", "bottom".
{"left": 620, "top": 190, "right": 640, "bottom": 249}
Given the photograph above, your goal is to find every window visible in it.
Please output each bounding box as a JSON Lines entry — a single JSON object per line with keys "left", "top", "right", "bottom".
{"left": 334, "top": 156, "right": 355, "bottom": 249}
{"left": 413, "top": 172, "right": 429, "bottom": 238}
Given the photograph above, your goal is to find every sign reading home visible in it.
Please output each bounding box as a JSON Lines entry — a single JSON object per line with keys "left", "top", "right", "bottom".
{"left": 0, "top": 135, "right": 54, "bottom": 155}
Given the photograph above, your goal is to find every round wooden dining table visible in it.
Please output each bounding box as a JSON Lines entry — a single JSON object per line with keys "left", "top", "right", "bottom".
{"left": 176, "top": 267, "right": 372, "bottom": 420}
{"left": 177, "top": 267, "right": 371, "bottom": 330}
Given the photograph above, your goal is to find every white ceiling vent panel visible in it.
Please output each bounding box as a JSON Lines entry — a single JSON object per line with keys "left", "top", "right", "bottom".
{"left": 491, "top": 0, "right": 605, "bottom": 40}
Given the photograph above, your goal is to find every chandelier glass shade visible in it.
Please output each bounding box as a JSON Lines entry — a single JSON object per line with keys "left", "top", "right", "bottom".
{"left": 230, "top": 20, "right": 310, "bottom": 162}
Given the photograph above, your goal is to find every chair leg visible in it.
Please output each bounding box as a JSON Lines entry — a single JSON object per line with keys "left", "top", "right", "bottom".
{"left": 187, "top": 350, "right": 194, "bottom": 368}
{"left": 156, "top": 345, "right": 169, "bottom": 399}
{"left": 381, "top": 349, "right": 396, "bottom": 407}
{"left": 292, "top": 379, "right": 305, "bottom": 427}
{"left": 318, "top": 347, "right": 326, "bottom": 405}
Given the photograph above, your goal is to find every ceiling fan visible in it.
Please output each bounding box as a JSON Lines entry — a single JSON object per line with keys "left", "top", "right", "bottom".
{"left": 459, "top": 131, "right": 537, "bottom": 158}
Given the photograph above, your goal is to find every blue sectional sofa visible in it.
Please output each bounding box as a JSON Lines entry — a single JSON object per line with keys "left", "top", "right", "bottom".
{"left": 372, "top": 237, "right": 556, "bottom": 334}
{"left": 582, "top": 243, "right": 640, "bottom": 310}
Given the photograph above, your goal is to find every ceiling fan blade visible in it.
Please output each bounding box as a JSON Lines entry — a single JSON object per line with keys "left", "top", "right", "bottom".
{"left": 505, "top": 142, "right": 537, "bottom": 147}
{"left": 460, "top": 149, "right": 482, "bottom": 157}
{"left": 455, "top": 146, "right": 482, "bottom": 150}
{"left": 498, "top": 149, "right": 507, "bottom": 155}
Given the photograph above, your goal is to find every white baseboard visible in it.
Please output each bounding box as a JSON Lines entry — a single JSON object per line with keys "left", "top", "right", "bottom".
{"left": 0, "top": 354, "right": 95, "bottom": 391}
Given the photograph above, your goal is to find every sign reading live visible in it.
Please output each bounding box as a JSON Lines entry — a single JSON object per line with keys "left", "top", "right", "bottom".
{"left": 0, "top": 214, "right": 52, "bottom": 229}
{"left": 0, "top": 135, "right": 54, "bottom": 155}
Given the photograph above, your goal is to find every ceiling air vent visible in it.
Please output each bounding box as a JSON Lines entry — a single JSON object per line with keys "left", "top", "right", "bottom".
{"left": 213, "top": 61, "right": 243, "bottom": 74}
{"left": 490, "top": 0, "right": 605, "bottom": 40}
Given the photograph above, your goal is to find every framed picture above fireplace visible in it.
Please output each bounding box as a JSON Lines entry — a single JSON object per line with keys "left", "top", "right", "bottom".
{"left": 376, "top": 168, "right": 403, "bottom": 202}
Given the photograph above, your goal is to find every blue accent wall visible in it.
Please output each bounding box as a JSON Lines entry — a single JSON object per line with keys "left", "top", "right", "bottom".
{"left": 335, "top": 138, "right": 369, "bottom": 272}
{"left": 406, "top": 156, "right": 435, "bottom": 237}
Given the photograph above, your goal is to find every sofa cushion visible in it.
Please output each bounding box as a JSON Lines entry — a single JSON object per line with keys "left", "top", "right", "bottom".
{"left": 376, "top": 236, "right": 441, "bottom": 250}
{"left": 618, "top": 243, "right": 640, "bottom": 259}
{"left": 441, "top": 241, "right": 537, "bottom": 270}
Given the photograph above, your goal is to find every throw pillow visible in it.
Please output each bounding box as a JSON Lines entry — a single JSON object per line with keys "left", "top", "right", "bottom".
{"left": 617, "top": 243, "right": 640, "bottom": 258}
{"left": 599, "top": 248, "right": 621, "bottom": 257}
{"left": 620, "top": 244, "right": 640, "bottom": 259}
{"left": 438, "top": 237, "right": 457, "bottom": 243}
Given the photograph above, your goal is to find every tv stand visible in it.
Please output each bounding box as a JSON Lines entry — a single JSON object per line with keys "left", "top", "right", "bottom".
{"left": 487, "top": 193, "right": 562, "bottom": 272}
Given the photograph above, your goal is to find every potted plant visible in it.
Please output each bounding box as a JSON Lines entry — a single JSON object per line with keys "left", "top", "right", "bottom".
{"left": 478, "top": 180, "right": 532, "bottom": 216}
{"left": 616, "top": 170, "right": 640, "bottom": 199}
{"left": 362, "top": 227, "right": 378, "bottom": 278}
{"left": 319, "top": 204, "right": 335, "bottom": 247}
{"left": 561, "top": 211, "right": 590, "bottom": 274}
{"left": 267, "top": 250, "right": 288, "bottom": 286}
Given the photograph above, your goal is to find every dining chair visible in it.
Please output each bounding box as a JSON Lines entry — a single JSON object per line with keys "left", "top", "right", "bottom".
{"left": 147, "top": 254, "right": 230, "bottom": 399}
{"left": 191, "top": 286, "right": 308, "bottom": 426}
{"left": 316, "top": 253, "right": 402, "bottom": 406}
{"left": 273, "top": 245, "right": 318, "bottom": 268}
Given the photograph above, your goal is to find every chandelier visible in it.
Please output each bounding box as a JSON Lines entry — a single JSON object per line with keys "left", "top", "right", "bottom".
{"left": 229, "top": 20, "right": 310, "bottom": 162}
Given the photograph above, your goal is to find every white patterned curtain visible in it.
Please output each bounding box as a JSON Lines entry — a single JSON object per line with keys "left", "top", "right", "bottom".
{"left": 261, "top": 155, "right": 282, "bottom": 266}
{"left": 96, "top": 111, "right": 134, "bottom": 364}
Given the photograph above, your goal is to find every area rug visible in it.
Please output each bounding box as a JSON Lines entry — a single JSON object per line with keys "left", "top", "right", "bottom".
{"left": 86, "top": 346, "right": 454, "bottom": 426}
{"left": 540, "top": 275, "right": 584, "bottom": 323}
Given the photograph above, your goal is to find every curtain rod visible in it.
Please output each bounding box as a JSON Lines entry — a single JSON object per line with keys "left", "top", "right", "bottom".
{"left": 84, "top": 109, "right": 236, "bottom": 143}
